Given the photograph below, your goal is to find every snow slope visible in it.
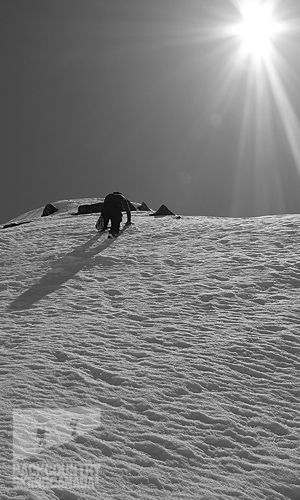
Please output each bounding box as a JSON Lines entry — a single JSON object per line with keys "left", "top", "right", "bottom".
{"left": 1, "top": 204, "right": 300, "bottom": 500}
{"left": 3, "top": 198, "right": 150, "bottom": 226}
{"left": 3, "top": 198, "right": 102, "bottom": 225}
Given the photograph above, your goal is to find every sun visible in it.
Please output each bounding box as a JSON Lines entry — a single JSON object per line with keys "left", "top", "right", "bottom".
{"left": 235, "top": 2, "right": 278, "bottom": 60}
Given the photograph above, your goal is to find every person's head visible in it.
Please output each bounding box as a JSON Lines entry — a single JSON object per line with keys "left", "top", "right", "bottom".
{"left": 113, "top": 191, "right": 122, "bottom": 195}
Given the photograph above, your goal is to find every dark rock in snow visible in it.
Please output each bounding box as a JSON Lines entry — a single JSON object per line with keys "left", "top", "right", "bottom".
{"left": 138, "top": 202, "right": 151, "bottom": 211}
{"left": 128, "top": 201, "right": 137, "bottom": 211}
{"left": 3, "top": 221, "right": 32, "bottom": 229}
{"left": 150, "top": 205, "right": 176, "bottom": 216}
{"left": 76, "top": 203, "right": 103, "bottom": 215}
{"left": 41, "top": 203, "right": 58, "bottom": 217}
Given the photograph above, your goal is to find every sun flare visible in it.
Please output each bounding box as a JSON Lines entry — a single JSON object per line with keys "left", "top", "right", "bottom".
{"left": 235, "top": 2, "right": 278, "bottom": 59}
{"left": 209, "top": 1, "right": 300, "bottom": 213}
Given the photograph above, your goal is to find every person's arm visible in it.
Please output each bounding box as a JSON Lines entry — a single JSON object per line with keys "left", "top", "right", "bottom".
{"left": 123, "top": 197, "right": 131, "bottom": 223}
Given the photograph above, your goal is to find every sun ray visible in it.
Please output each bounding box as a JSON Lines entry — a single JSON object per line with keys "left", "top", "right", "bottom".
{"left": 231, "top": 68, "right": 258, "bottom": 214}
{"left": 264, "top": 53, "right": 300, "bottom": 174}
{"left": 150, "top": 1, "right": 299, "bottom": 214}
{"left": 217, "top": 0, "right": 300, "bottom": 214}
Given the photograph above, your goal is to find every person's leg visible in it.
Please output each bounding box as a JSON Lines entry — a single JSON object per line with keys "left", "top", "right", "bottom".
{"left": 102, "top": 213, "right": 109, "bottom": 230}
{"left": 110, "top": 214, "right": 122, "bottom": 235}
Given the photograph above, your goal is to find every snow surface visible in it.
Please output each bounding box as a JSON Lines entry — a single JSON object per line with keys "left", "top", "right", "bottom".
{"left": 3, "top": 198, "right": 108, "bottom": 224}
{"left": 1, "top": 201, "right": 300, "bottom": 500}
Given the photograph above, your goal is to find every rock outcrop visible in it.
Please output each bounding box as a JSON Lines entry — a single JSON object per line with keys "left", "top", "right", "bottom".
{"left": 149, "top": 205, "right": 176, "bottom": 216}
{"left": 3, "top": 221, "right": 32, "bottom": 229}
{"left": 76, "top": 202, "right": 103, "bottom": 215}
{"left": 138, "top": 202, "right": 151, "bottom": 211}
{"left": 41, "top": 203, "right": 58, "bottom": 217}
{"left": 128, "top": 201, "right": 137, "bottom": 211}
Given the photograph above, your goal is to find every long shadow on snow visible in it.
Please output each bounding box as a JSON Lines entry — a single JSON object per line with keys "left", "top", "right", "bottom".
{"left": 8, "top": 228, "right": 128, "bottom": 311}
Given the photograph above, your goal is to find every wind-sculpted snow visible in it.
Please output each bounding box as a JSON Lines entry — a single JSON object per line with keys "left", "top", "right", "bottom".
{"left": 1, "top": 209, "right": 300, "bottom": 499}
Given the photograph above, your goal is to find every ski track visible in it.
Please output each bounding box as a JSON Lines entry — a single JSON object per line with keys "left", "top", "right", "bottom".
{"left": 1, "top": 206, "right": 300, "bottom": 500}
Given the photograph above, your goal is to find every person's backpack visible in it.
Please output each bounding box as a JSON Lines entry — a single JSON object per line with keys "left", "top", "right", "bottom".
{"left": 104, "top": 193, "right": 124, "bottom": 212}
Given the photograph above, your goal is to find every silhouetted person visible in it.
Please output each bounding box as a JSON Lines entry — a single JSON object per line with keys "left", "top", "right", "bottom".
{"left": 96, "top": 192, "right": 131, "bottom": 238}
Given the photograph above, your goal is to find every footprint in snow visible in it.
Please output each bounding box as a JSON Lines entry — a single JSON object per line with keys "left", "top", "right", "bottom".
{"left": 54, "top": 350, "right": 68, "bottom": 362}
{"left": 105, "top": 289, "right": 123, "bottom": 296}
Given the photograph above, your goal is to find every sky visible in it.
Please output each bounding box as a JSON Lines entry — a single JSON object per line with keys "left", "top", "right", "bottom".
{"left": 1, "top": 0, "right": 300, "bottom": 223}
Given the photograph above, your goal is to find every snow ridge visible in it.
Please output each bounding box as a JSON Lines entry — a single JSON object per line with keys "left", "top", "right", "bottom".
{"left": 1, "top": 207, "right": 300, "bottom": 499}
